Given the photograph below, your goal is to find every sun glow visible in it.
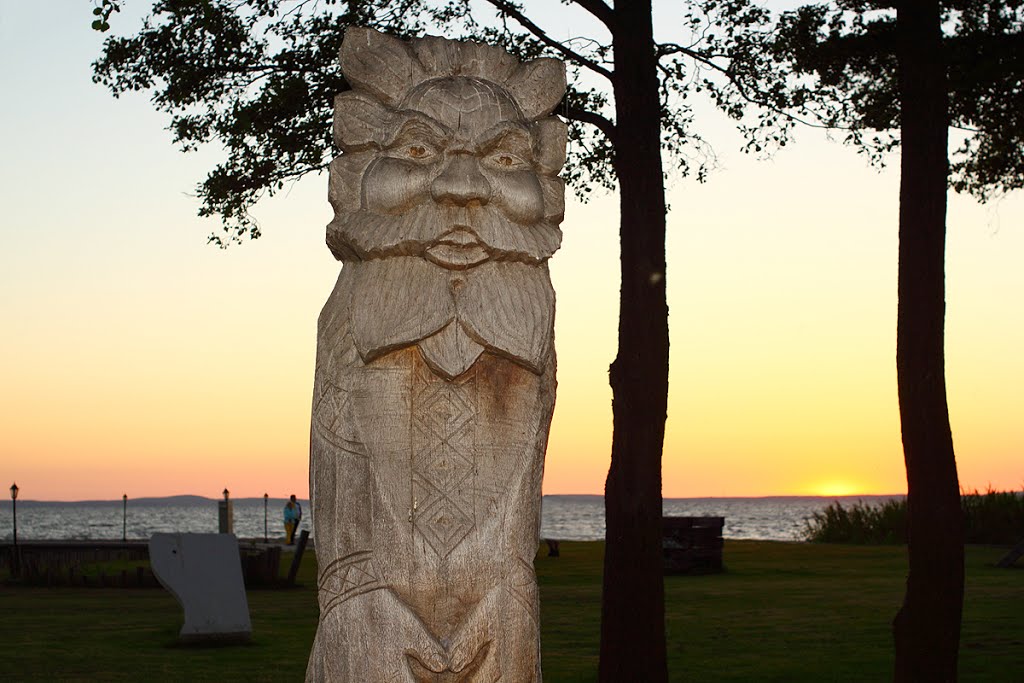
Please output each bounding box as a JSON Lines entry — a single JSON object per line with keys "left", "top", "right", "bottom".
{"left": 811, "top": 481, "right": 866, "bottom": 497}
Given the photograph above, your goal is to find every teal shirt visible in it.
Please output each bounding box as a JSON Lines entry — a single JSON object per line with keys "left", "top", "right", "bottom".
{"left": 283, "top": 503, "right": 299, "bottom": 524}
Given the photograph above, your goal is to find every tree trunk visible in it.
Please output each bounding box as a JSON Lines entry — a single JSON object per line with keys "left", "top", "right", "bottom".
{"left": 598, "top": 2, "right": 670, "bottom": 682}
{"left": 892, "top": 1, "right": 965, "bottom": 681}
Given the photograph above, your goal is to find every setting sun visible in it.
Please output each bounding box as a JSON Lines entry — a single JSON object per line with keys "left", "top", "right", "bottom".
{"left": 810, "top": 480, "right": 868, "bottom": 498}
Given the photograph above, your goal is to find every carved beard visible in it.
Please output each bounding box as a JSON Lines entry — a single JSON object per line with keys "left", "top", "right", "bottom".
{"left": 346, "top": 256, "right": 553, "bottom": 379}
{"left": 334, "top": 203, "right": 557, "bottom": 379}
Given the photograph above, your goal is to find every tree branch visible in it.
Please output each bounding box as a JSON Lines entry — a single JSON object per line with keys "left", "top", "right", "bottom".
{"left": 563, "top": 104, "right": 617, "bottom": 143}
{"left": 481, "top": 0, "right": 613, "bottom": 81}
{"left": 657, "top": 41, "right": 840, "bottom": 132}
{"left": 569, "top": 0, "right": 616, "bottom": 32}
{"left": 656, "top": 42, "right": 726, "bottom": 69}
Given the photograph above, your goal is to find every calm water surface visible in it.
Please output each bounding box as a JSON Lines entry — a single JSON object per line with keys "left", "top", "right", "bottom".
{"left": 0, "top": 494, "right": 902, "bottom": 543}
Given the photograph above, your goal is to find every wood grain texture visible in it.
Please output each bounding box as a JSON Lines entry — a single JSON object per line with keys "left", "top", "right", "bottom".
{"left": 307, "top": 28, "right": 566, "bottom": 682}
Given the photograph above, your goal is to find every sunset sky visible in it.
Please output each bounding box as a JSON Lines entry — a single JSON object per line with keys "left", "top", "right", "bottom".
{"left": 2, "top": 2, "right": 1021, "bottom": 501}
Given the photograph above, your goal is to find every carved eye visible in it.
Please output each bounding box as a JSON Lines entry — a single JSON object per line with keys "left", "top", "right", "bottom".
{"left": 490, "top": 152, "right": 527, "bottom": 170}
{"left": 386, "top": 140, "right": 437, "bottom": 162}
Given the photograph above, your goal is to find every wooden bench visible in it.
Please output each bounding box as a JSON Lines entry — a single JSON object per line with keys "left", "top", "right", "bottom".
{"left": 662, "top": 516, "right": 724, "bottom": 575}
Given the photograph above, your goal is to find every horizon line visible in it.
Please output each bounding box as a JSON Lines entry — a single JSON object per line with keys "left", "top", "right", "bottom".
{"left": 8, "top": 491, "right": 912, "bottom": 504}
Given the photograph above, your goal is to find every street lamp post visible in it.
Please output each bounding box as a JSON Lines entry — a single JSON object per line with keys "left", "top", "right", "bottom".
{"left": 122, "top": 493, "right": 127, "bottom": 542}
{"left": 9, "top": 483, "right": 18, "bottom": 548}
{"left": 264, "top": 493, "right": 269, "bottom": 543}
{"left": 218, "top": 488, "right": 233, "bottom": 534}
{"left": 9, "top": 483, "right": 19, "bottom": 578}
{"left": 9, "top": 483, "right": 18, "bottom": 546}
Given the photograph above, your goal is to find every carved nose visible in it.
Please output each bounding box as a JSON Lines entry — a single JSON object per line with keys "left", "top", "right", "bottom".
{"left": 431, "top": 154, "right": 491, "bottom": 207}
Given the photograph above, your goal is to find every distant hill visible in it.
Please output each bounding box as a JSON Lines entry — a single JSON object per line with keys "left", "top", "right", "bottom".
{"left": 15, "top": 495, "right": 308, "bottom": 507}
{"left": 16, "top": 495, "right": 211, "bottom": 507}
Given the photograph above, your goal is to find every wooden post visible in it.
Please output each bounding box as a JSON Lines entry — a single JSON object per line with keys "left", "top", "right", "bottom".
{"left": 996, "top": 539, "right": 1024, "bottom": 568}
{"left": 287, "top": 529, "right": 310, "bottom": 586}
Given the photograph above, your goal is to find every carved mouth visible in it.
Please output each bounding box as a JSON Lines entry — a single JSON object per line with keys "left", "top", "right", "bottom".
{"left": 425, "top": 229, "right": 490, "bottom": 269}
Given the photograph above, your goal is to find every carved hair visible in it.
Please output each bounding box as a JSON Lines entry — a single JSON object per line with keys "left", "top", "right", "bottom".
{"left": 339, "top": 27, "right": 566, "bottom": 120}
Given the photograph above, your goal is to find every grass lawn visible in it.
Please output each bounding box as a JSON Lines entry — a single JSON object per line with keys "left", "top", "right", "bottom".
{"left": 1, "top": 541, "right": 1021, "bottom": 681}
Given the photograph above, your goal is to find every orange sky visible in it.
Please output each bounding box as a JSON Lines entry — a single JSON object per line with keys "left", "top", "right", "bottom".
{"left": 1, "top": 3, "right": 1021, "bottom": 501}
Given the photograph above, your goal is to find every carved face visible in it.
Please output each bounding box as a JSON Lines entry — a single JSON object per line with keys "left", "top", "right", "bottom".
{"left": 360, "top": 77, "right": 544, "bottom": 270}
{"left": 326, "top": 29, "right": 567, "bottom": 268}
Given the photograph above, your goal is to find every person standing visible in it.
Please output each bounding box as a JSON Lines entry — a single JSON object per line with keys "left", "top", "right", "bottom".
{"left": 283, "top": 497, "right": 299, "bottom": 545}
{"left": 290, "top": 494, "right": 303, "bottom": 535}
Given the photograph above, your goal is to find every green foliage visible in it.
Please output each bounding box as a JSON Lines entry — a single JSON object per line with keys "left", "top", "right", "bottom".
{"left": 962, "top": 488, "right": 1024, "bottom": 544}
{"left": 2, "top": 542, "right": 1023, "bottom": 680}
{"left": 713, "top": 0, "right": 1024, "bottom": 197}
{"left": 681, "top": 0, "right": 808, "bottom": 159}
{"left": 805, "top": 489, "right": 1024, "bottom": 544}
{"left": 91, "top": 0, "right": 785, "bottom": 244}
{"left": 804, "top": 498, "right": 908, "bottom": 544}
{"left": 91, "top": 0, "right": 121, "bottom": 32}
{"left": 92, "top": 0, "right": 416, "bottom": 244}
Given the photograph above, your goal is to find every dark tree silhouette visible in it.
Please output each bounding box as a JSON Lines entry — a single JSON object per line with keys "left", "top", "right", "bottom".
{"left": 90, "top": 2, "right": 784, "bottom": 679}
{"left": 892, "top": 2, "right": 963, "bottom": 679}
{"left": 709, "top": 1, "right": 1024, "bottom": 679}
{"left": 598, "top": 5, "right": 669, "bottom": 680}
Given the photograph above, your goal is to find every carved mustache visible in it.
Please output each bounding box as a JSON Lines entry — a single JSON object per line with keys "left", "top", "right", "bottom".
{"left": 346, "top": 257, "right": 554, "bottom": 377}
{"left": 327, "top": 203, "right": 560, "bottom": 265}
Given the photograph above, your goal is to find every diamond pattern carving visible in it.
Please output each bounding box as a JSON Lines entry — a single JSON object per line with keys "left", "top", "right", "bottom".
{"left": 411, "top": 358, "right": 477, "bottom": 557}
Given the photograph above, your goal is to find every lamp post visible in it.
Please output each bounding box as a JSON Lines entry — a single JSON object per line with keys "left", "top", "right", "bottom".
{"left": 218, "top": 488, "right": 233, "bottom": 534}
{"left": 264, "top": 493, "right": 269, "bottom": 543}
{"left": 9, "top": 483, "right": 18, "bottom": 547}
{"left": 122, "top": 493, "right": 127, "bottom": 542}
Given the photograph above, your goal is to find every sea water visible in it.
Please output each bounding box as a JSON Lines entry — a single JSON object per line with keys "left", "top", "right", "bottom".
{"left": 0, "top": 494, "right": 902, "bottom": 543}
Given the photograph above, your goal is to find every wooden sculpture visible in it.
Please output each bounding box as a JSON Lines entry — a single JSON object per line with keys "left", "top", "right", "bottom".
{"left": 307, "top": 27, "right": 566, "bottom": 682}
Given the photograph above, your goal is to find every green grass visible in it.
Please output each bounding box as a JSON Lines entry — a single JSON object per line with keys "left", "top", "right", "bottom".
{"left": 2, "top": 541, "right": 1022, "bottom": 681}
